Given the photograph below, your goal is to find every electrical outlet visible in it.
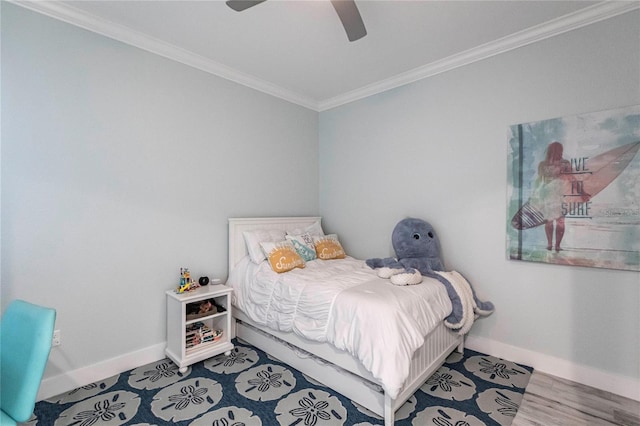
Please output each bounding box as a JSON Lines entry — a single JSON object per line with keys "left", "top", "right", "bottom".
{"left": 52, "top": 329, "right": 61, "bottom": 347}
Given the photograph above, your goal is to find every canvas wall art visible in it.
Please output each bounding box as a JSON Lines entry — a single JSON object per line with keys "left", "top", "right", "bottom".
{"left": 507, "top": 105, "right": 639, "bottom": 271}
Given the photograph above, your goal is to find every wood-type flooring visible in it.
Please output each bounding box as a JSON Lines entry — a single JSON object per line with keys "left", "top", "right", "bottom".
{"left": 513, "top": 371, "right": 639, "bottom": 426}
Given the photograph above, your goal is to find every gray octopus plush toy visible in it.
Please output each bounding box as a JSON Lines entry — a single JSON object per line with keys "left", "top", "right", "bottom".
{"left": 366, "top": 217, "right": 494, "bottom": 331}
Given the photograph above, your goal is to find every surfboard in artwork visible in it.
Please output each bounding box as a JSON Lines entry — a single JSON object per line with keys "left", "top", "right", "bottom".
{"left": 511, "top": 141, "right": 640, "bottom": 230}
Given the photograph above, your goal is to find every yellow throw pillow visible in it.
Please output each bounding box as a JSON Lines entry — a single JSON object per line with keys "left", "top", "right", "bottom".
{"left": 313, "top": 234, "right": 346, "bottom": 260}
{"left": 260, "top": 241, "right": 305, "bottom": 273}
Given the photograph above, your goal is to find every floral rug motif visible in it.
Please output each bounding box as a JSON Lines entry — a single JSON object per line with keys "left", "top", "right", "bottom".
{"left": 32, "top": 340, "right": 532, "bottom": 425}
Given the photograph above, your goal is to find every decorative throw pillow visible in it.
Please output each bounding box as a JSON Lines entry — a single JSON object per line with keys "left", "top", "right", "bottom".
{"left": 243, "top": 229, "right": 287, "bottom": 264}
{"left": 286, "top": 233, "right": 317, "bottom": 262}
{"left": 260, "top": 241, "right": 305, "bottom": 273}
{"left": 313, "top": 234, "right": 346, "bottom": 260}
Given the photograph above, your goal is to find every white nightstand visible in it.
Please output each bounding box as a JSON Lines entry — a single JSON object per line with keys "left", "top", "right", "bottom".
{"left": 165, "top": 285, "right": 234, "bottom": 373}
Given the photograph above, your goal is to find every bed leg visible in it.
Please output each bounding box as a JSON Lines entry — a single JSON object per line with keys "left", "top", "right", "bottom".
{"left": 384, "top": 394, "right": 394, "bottom": 426}
{"left": 457, "top": 335, "right": 465, "bottom": 353}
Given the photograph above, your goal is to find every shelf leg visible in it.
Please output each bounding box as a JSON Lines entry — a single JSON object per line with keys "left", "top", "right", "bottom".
{"left": 179, "top": 366, "right": 188, "bottom": 373}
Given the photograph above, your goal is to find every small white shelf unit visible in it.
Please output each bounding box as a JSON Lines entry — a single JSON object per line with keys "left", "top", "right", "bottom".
{"left": 165, "top": 285, "right": 234, "bottom": 373}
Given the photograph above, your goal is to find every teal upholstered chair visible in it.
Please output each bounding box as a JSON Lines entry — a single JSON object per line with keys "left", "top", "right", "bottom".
{"left": 0, "top": 300, "right": 56, "bottom": 425}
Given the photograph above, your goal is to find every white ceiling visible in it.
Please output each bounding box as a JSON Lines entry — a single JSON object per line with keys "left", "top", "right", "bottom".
{"left": 12, "top": 0, "right": 638, "bottom": 110}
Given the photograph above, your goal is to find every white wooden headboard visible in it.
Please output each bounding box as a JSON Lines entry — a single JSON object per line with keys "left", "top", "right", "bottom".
{"left": 228, "top": 217, "right": 322, "bottom": 272}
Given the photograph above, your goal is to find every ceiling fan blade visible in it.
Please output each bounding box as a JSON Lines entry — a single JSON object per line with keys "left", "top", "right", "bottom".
{"left": 226, "top": 0, "right": 267, "bottom": 12}
{"left": 330, "top": 0, "right": 367, "bottom": 42}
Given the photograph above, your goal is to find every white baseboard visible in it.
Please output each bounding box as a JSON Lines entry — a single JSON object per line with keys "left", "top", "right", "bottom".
{"left": 38, "top": 342, "right": 166, "bottom": 401}
{"left": 466, "top": 335, "right": 640, "bottom": 402}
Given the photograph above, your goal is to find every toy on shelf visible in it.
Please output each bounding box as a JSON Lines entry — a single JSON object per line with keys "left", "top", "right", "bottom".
{"left": 198, "top": 300, "right": 212, "bottom": 314}
{"left": 186, "top": 299, "right": 217, "bottom": 320}
{"left": 177, "top": 267, "right": 198, "bottom": 293}
{"left": 185, "top": 321, "right": 224, "bottom": 350}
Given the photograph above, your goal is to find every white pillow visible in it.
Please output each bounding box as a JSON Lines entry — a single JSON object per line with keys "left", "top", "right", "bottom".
{"left": 243, "top": 229, "right": 286, "bottom": 264}
{"left": 287, "top": 221, "right": 324, "bottom": 237}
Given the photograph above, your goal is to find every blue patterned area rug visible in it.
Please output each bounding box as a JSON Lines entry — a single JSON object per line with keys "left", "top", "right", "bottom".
{"left": 33, "top": 339, "right": 532, "bottom": 425}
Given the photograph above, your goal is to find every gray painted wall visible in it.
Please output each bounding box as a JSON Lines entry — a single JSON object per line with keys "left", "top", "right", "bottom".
{"left": 319, "top": 10, "right": 639, "bottom": 381}
{"left": 1, "top": 3, "right": 318, "bottom": 379}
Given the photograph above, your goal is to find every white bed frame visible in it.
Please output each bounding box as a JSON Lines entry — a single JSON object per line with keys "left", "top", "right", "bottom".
{"left": 228, "top": 217, "right": 463, "bottom": 426}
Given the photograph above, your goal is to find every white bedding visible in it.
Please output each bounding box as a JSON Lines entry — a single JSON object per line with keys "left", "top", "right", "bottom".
{"left": 227, "top": 256, "right": 452, "bottom": 399}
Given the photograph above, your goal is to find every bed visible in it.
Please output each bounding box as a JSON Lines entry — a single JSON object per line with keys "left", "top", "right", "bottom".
{"left": 227, "top": 216, "right": 463, "bottom": 426}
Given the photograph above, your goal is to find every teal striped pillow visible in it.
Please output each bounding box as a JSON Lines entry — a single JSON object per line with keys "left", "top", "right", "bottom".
{"left": 286, "top": 233, "right": 317, "bottom": 262}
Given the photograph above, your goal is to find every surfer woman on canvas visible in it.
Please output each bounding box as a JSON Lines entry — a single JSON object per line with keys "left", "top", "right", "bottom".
{"left": 530, "top": 141, "right": 570, "bottom": 251}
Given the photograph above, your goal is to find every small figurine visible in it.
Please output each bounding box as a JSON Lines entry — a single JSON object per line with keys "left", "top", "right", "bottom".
{"left": 178, "top": 267, "right": 192, "bottom": 293}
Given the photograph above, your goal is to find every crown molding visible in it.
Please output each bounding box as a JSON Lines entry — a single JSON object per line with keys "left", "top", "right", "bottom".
{"left": 317, "top": 1, "right": 640, "bottom": 111}
{"left": 8, "top": 0, "right": 320, "bottom": 111}
{"left": 9, "top": 1, "right": 639, "bottom": 113}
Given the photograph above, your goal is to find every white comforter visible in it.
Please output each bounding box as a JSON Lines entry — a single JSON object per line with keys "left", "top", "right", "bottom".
{"left": 227, "top": 256, "right": 452, "bottom": 399}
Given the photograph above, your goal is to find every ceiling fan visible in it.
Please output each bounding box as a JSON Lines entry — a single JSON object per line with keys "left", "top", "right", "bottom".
{"left": 225, "top": 0, "right": 367, "bottom": 42}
